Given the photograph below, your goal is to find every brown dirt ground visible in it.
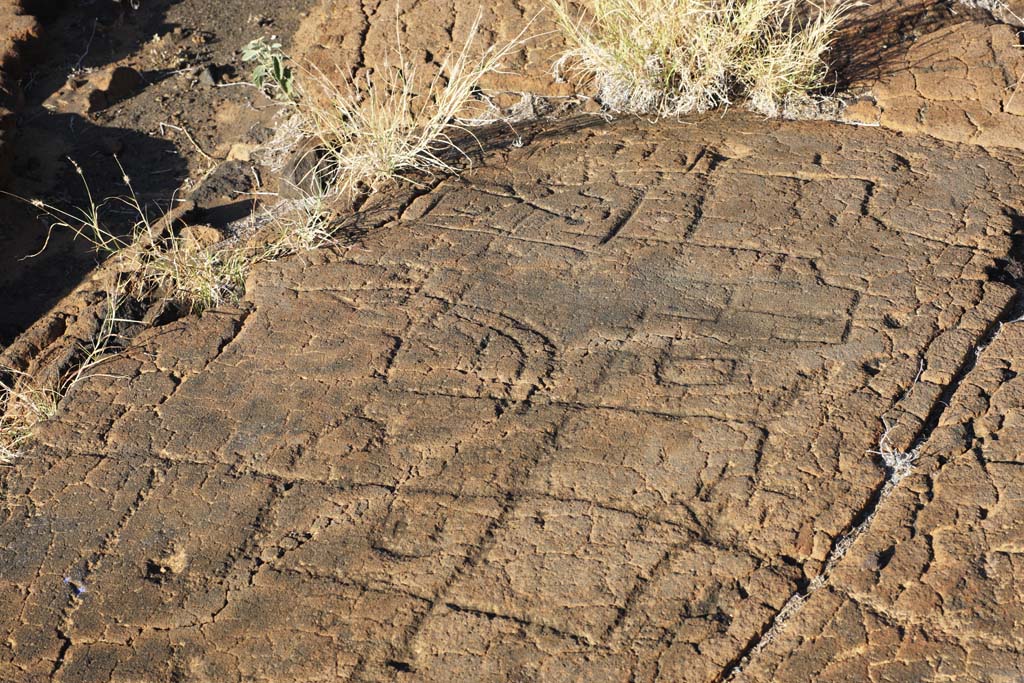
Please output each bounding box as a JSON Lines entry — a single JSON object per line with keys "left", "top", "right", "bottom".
{"left": 0, "top": 0, "right": 314, "bottom": 345}
{"left": 2, "top": 1, "right": 1024, "bottom": 682}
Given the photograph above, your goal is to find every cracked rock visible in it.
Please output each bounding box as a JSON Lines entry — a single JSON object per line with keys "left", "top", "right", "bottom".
{"left": 3, "top": 112, "right": 1024, "bottom": 681}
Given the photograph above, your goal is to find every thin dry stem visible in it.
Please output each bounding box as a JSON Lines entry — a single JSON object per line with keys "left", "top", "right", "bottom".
{"left": 17, "top": 160, "right": 252, "bottom": 314}
{"left": 0, "top": 289, "right": 129, "bottom": 463}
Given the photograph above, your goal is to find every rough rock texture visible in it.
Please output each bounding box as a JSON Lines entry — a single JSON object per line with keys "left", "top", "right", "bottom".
{"left": 44, "top": 65, "right": 146, "bottom": 115}
{"left": 2, "top": 113, "right": 1022, "bottom": 681}
{"left": 0, "top": 0, "right": 37, "bottom": 106}
{"left": 293, "top": 0, "right": 568, "bottom": 99}
{"left": 4, "top": 2, "right": 1024, "bottom": 680}
{"left": 844, "top": 16, "right": 1024, "bottom": 150}
{"left": 294, "top": 0, "right": 1024, "bottom": 146}
{"left": 738, "top": 321, "right": 1024, "bottom": 683}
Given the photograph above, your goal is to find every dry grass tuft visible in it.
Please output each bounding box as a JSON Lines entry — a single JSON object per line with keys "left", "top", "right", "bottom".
{"left": 262, "top": 189, "right": 341, "bottom": 254}
{"left": 22, "top": 160, "right": 251, "bottom": 314}
{"left": 296, "top": 17, "right": 528, "bottom": 196}
{"left": 0, "top": 291, "right": 129, "bottom": 463}
{"left": 17, "top": 158, "right": 357, "bottom": 322}
{"left": 548, "top": 0, "right": 856, "bottom": 117}
{"left": 0, "top": 377, "right": 58, "bottom": 463}
{"left": 126, "top": 234, "right": 251, "bottom": 313}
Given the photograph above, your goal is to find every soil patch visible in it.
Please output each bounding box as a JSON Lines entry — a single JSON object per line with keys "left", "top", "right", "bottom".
{"left": 0, "top": 0, "right": 313, "bottom": 346}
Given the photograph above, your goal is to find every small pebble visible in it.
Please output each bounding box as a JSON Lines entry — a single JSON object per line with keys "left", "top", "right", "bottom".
{"left": 198, "top": 65, "right": 217, "bottom": 86}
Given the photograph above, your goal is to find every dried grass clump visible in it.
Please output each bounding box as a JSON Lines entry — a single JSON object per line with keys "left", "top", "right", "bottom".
{"left": 20, "top": 158, "right": 356, "bottom": 321}
{"left": 548, "top": 0, "right": 856, "bottom": 117}
{"left": 0, "top": 292, "right": 128, "bottom": 463}
{"left": 126, "top": 234, "right": 251, "bottom": 313}
{"left": 297, "top": 18, "right": 527, "bottom": 196}
{"left": 23, "top": 161, "right": 251, "bottom": 314}
{"left": 0, "top": 378, "right": 58, "bottom": 463}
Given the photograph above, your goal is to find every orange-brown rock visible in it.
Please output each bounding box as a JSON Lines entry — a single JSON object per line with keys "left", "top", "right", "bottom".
{"left": 292, "top": 0, "right": 570, "bottom": 99}
{"left": 4, "top": 1, "right": 1024, "bottom": 681}
{"left": 835, "top": 0, "right": 1024, "bottom": 150}
{"left": 737, "top": 322, "right": 1024, "bottom": 683}
{"left": 2, "top": 113, "right": 1023, "bottom": 682}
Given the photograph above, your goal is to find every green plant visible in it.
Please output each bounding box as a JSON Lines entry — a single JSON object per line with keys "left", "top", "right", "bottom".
{"left": 242, "top": 37, "right": 296, "bottom": 101}
{"left": 548, "top": 0, "right": 855, "bottom": 117}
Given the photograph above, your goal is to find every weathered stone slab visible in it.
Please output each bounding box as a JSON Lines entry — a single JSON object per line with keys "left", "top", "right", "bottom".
{"left": 737, "top": 321, "right": 1024, "bottom": 683}
{"left": 3, "top": 114, "right": 1022, "bottom": 681}
{"left": 296, "top": 0, "right": 1024, "bottom": 152}
{"left": 842, "top": 12, "right": 1024, "bottom": 151}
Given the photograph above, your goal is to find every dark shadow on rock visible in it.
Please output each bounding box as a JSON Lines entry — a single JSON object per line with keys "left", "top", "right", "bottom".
{"left": 988, "top": 209, "right": 1024, "bottom": 308}
{"left": 197, "top": 198, "right": 257, "bottom": 227}
{"left": 0, "top": 117, "right": 187, "bottom": 344}
{"left": 0, "top": 0, "right": 189, "bottom": 346}
{"left": 824, "top": 0, "right": 983, "bottom": 93}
